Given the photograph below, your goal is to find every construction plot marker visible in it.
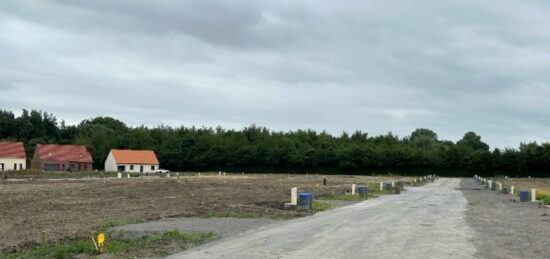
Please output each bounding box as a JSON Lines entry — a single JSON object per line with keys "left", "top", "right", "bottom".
{"left": 352, "top": 184, "right": 356, "bottom": 195}
{"left": 284, "top": 187, "right": 298, "bottom": 209}
{"left": 532, "top": 189, "right": 537, "bottom": 202}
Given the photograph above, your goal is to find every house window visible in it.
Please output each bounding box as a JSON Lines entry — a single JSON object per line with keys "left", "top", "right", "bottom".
{"left": 14, "top": 163, "right": 17, "bottom": 170}
{"left": 130, "top": 165, "right": 134, "bottom": 170}
{"left": 19, "top": 164, "right": 23, "bottom": 170}
{"left": 151, "top": 166, "right": 155, "bottom": 171}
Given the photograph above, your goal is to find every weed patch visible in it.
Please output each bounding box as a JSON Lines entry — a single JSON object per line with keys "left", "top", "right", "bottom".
{"left": 203, "top": 210, "right": 262, "bottom": 218}
{"left": 312, "top": 201, "right": 334, "bottom": 212}
{"left": 2, "top": 229, "right": 215, "bottom": 259}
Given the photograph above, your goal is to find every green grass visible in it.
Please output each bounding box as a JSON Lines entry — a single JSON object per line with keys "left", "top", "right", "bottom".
{"left": 202, "top": 210, "right": 262, "bottom": 218}
{"left": 317, "top": 193, "right": 365, "bottom": 201}
{"left": 312, "top": 201, "right": 334, "bottom": 212}
{"left": 2, "top": 229, "right": 215, "bottom": 259}
{"left": 536, "top": 191, "right": 550, "bottom": 204}
{"left": 2, "top": 170, "right": 118, "bottom": 179}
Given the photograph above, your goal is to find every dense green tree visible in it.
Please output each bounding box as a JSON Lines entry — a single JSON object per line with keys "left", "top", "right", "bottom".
{"left": 1, "top": 109, "right": 549, "bottom": 176}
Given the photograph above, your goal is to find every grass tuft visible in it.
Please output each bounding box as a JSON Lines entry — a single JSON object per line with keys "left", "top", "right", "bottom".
{"left": 2, "top": 229, "right": 215, "bottom": 259}
{"left": 317, "top": 194, "right": 365, "bottom": 201}
{"left": 312, "top": 201, "right": 334, "bottom": 212}
{"left": 203, "top": 210, "right": 262, "bottom": 218}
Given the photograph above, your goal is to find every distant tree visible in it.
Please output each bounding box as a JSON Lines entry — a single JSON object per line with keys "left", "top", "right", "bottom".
{"left": 409, "top": 128, "right": 439, "bottom": 150}
{"left": 2, "top": 109, "right": 550, "bottom": 176}
{"left": 457, "top": 132, "right": 490, "bottom": 152}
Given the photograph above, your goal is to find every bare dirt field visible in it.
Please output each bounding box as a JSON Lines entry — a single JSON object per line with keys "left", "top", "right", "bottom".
{"left": 0, "top": 173, "right": 407, "bottom": 252}
{"left": 497, "top": 177, "right": 550, "bottom": 194}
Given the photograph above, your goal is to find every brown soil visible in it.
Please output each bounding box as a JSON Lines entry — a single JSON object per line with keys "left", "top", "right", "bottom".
{"left": 0, "top": 173, "right": 404, "bottom": 251}
{"left": 496, "top": 178, "right": 550, "bottom": 193}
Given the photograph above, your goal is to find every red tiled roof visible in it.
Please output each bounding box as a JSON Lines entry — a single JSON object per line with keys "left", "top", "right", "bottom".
{"left": 0, "top": 142, "right": 26, "bottom": 158}
{"left": 111, "top": 149, "right": 159, "bottom": 165}
{"left": 36, "top": 144, "right": 93, "bottom": 163}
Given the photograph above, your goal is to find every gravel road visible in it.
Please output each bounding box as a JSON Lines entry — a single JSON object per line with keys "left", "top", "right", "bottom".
{"left": 461, "top": 179, "right": 550, "bottom": 259}
{"left": 168, "top": 178, "right": 479, "bottom": 258}
{"left": 114, "top": 217, "right": 279, "bottom": 239}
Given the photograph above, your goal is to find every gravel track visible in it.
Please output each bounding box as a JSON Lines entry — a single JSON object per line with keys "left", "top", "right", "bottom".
{"left": 460, "top": 179, "right": 550, "bottom": 259}
{"left": 168, "top": 178, "right": 478, "bottom": 258}
{"left": 114, "top": 217, "right": 279, "bottom": 239}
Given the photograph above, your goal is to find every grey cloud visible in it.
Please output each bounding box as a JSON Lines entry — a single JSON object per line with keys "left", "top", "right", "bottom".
{"left": 1, "top": 0, "right": 550, "bottom": 148}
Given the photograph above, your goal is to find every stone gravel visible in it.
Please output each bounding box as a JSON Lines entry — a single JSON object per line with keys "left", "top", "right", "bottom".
{"left": 460, "top": 179, "right": 550, "bottom": 259}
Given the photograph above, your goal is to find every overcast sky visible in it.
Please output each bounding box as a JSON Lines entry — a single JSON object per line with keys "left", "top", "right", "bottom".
{"left": 1, "top": 0, "right": 549, "bottom": 149}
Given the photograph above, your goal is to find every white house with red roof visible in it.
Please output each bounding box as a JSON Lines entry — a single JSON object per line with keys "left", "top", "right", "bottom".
{"left": 31, "top": 144, "right": 93, "bottom": 172}
{"left": 105, "top": 149, "right": 159, "bottom": 173}
{"left": 0, "top": 141, "right": 26, "bottom": 171}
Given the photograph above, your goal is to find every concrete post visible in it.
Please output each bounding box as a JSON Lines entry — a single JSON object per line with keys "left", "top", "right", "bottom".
{"left": 511, "top": 186, "right": 514, "bottom": 195}
{"left": 218, "top": 171, "right": 221, "bottom": 176}
{"left": 498, "top": 183, "right": 502, "bottom": 191}
{"left": 380, "top": 182, "right": 383, "bottom": 191}
{"left": 198, "top": 173, "right": 201, "bottom": 177}
{"left": 117, "top": 173, "right": 121, "bottom": 179}
{"left": 127, "top": 174, "right": 130, "bottom": 179}
{"left": 167, "top": 173, "right": 170, "bottom": 178}
{"left": 352, "top": 184, "right": 356, "bottom": 195}
{"left": 532, "top": 189, "right": 537, "bottom": 202}
{"left": 291, "top": 187, "right": 298, "bottom": 205}
{"left": 392, "top": 181, "right": 395, "bottom": 188}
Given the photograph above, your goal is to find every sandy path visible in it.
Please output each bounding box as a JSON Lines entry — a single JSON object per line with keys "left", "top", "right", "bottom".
{"left": 168, "top": 178, "right": 476, "bottom": 259}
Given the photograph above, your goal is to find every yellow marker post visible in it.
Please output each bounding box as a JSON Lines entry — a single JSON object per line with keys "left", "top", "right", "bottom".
{"left": 97, "top": 232, "right": 105, "bottom": 253}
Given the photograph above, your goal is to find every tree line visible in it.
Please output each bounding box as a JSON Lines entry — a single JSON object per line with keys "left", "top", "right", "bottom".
{"left": 1, "top": 109, "right": 549, "bottom": 177}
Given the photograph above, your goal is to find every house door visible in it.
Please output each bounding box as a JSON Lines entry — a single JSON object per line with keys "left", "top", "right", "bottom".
{"left": 0, "top": 163, "right": 4, "bottom": 171}
{"left": 140, "top": 165, "right": 144, "bottom": 173}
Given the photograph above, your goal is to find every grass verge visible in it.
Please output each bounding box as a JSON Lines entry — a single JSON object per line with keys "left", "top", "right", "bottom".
{"left": 312, "top": 201, "right": 334, "bottom": 212}
{"left": 2, "top": 229, "right": 215, "bottom": 259}
{"left": 202, "top": 210, "right": 262, "bottom": 218}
